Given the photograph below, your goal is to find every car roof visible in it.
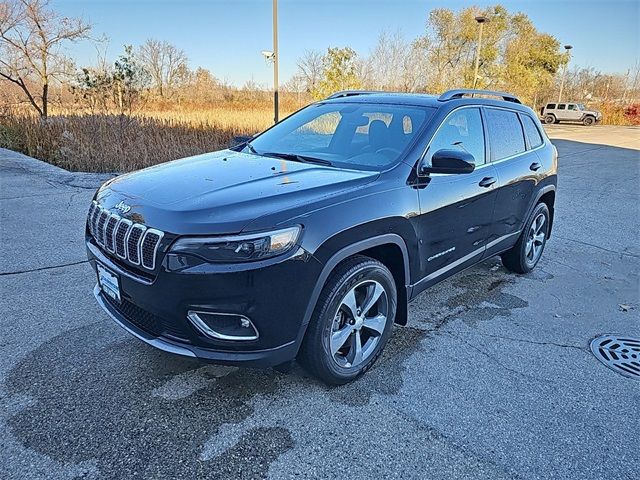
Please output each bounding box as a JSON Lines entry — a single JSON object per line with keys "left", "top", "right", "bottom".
{"left": 320, "top": 91, "right": 534, "bottom": 114}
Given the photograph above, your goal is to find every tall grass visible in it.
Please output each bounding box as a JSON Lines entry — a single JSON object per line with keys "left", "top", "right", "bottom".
{"left": 0, "top": 100, "right": 636, "bottom": 173}
{"left": 0, "top": 107, "right": 280, "bottom": 172}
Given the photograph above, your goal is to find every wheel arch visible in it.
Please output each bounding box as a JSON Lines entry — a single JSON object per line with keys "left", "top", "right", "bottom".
{"left": 534, "top": 186, "right": 556, "bottom": 238}
{"left": 294, "top": 234, "right": 412, "bottom": 357}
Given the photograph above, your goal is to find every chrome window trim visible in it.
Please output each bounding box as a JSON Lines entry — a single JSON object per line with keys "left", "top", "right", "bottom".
{"left": 140, "top": 228, "right": 165, "bottom": 270}
{"left": 417, "top": 105, "right": 547, "bottom": 178}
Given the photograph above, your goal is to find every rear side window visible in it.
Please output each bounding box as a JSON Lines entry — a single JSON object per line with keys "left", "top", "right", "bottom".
{"left": 546, "top": 103, "right": 556, "bottom": 109}
{"left": 520, "top": 114, "right": 544, "bottom": 148}
{"left": 485, "top": 108, "right": 526, "bottom": 161}
{"left": 557, "top": 104, "right": 566, "bottom": 110}
{"left": 426, "top": 108, "right": 485, "bottom": 166}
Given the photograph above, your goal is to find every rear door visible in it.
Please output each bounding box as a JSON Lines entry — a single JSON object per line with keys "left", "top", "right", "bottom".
{"left": 484, "top": 107, "right": 539, "bottom": 254}
{"left": 413, "top": 107, "right": 498, "bottom": 285}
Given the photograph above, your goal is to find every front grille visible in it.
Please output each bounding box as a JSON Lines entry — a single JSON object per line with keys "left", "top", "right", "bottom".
{"left": 87, "top": 201, "right": 164, "bottom": 271}
{"left": 103, "top": 294, "right": 190, "bottom": 341}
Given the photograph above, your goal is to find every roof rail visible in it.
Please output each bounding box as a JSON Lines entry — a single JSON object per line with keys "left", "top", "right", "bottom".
{"left": 438, "top": 89, "right": 522, "bottom": 104}
{"left": 326, "top": 90, "right": 383, "bottom": 99}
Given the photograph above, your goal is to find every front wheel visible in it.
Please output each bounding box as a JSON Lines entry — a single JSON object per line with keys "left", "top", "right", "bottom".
{"left": 501, "top": 203, "right": 550, "bottom": 274}
{"left": 299, "top": 255, "right": 397, "bottom": 385}
{"left": 583, "top": 116, "right": 595, "bottom": 126}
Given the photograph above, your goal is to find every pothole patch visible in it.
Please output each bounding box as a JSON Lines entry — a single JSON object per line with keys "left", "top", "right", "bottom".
{"left": 590, "top": 335, "right": 640, "bottom": 380}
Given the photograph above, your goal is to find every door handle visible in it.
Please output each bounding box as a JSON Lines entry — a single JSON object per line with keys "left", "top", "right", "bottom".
{"left": 530, "top": 162, "right": 542, "bottom": 171}
{"left": 478, "top": 176, "right": 496, "bottom": 188}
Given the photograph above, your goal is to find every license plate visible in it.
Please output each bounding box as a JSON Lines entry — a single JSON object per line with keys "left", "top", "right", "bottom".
{"left": 97, "top": 263, "right": 121, "bottom": 303}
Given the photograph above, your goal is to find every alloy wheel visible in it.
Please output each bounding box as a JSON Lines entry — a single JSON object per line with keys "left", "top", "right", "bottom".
{"left": 329, "top": 280, "right": 389, "bottom": 368}
{"left": 525, "top": 212, "right": 547, "bottom": 266}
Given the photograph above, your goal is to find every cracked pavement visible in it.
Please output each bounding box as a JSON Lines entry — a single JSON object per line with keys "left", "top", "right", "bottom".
{"left": 1, "top": 125, "right": 639, "bottom": 479}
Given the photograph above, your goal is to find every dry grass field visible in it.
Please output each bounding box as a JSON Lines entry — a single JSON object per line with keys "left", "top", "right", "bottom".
{"left": 0, "top": 98, "right": 635, "bottom": 173}
{"left": 0, "top": 104, "right": 298, "bottom": 172}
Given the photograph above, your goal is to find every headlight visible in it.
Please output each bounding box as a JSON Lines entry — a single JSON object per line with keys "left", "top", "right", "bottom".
{"left": 169, "top": 226, "right": 301, "bottom": 263}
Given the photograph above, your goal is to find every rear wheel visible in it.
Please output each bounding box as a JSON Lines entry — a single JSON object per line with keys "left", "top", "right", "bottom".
{"left": 501, "top": 203, "right": 550, "bottom": 274}
{"left": 583, "top": 116, "right": 595, "bottom": 126}
{"left": 299, "top": 255, "right": 397, "bottom": 385}
{"left": 544, "top": 114, "right": 555, "bottom": 124}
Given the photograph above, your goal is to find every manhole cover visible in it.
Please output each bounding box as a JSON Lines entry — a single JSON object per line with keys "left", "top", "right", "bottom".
{"left": 590, "top": 335, "right": 640, "bottom": 380}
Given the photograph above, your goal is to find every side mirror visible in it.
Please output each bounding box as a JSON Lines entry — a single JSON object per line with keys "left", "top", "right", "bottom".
{"left": 419, "top": 149, "right": 476, "bottom": 175}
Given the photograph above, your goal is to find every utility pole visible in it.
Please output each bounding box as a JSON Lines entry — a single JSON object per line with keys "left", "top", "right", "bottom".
{"left": 558, "top": 44, "right": 573, "bottom": 103}
{"left": 272, "top": 0, "right": 279, "bottom": 123}
{"left": 472, "top": 16, "right": 488, "bottom": 90}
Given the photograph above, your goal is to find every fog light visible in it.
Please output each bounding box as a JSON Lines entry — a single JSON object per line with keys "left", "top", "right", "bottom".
{"left": 187, "top": 311, "right": 259, "bottom": 341}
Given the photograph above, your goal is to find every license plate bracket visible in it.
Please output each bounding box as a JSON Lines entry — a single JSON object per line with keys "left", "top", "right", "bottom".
{"left": 97, "top": 263, "right": 121, "bottom": 303}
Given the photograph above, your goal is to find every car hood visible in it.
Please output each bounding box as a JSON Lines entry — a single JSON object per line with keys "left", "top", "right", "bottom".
{"left": 96, "top": 150, "right": 378, "bottom": 235}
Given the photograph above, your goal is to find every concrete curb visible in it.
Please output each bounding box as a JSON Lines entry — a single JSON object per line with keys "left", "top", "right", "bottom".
{"left": 0, "top": 147, "right": 116, "bottom": 189}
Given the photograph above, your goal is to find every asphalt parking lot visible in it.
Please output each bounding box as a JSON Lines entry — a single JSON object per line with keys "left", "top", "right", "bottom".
{"left": 1, "top": 125, "right": 639, "bottom": 479}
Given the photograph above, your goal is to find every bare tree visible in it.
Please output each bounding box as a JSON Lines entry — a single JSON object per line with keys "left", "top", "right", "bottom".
{"left": 296, "top": 49, "right": 323, "bottom": 93}
{"left": 363, "top": 30, "right": 430, "bottom": 92}
{"left": 0, "top": 0, "right": 91, "bottom": 117}
{"left": 137, "top": 39, "right": 189, "bottom": 97}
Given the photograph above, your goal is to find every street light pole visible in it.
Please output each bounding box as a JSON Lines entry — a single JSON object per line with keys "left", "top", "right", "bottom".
{"left": 472, "top": 16, "right": 487, "bottom": 90}
{"left": 558, "top": 44, "right": 573, "bottom": 103}
{"left": 272, "top": 0, "right": 279, "bottom": 123}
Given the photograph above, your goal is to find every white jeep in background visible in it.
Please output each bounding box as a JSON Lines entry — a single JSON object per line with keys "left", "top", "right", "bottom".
{"left": 540, "top": 102, "right": 602, "bottom": 126}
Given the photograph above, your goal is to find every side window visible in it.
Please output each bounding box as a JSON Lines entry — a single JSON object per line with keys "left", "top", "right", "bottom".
{"left": 426, "top": 108, "right": 485, "bottom": 166}
{"left": 568, "top": 104, "right": 577, "bottom": 111}
{"left": 557, "top": 104, "right": 566, "bottom": 110}
{"left": 485, "top": 108, "right": 526, "bottom": 161}
{"left": 520, "top": 114, "right": 544, "bottom": 149}
{"left": 546, "top": 103, "right": 556, "bottom": 110}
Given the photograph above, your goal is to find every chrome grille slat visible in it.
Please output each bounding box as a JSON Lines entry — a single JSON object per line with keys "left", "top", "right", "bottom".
{"left": 140, "top": 229, "right": 164, "bottom": 270}
{"left": 86, "top": 204, "right": 164, "bottom": 272}
{"left": 126, "top": 225, "right": 146, "bottom": 265}
{"left": 104, "top": 215, "right": 120, "bottom": 252}
{"left": 96, "top": 210, "right": 109, "bottom": 246}
{"left": 115, "top": 219, "right": 133, "bottom": 258}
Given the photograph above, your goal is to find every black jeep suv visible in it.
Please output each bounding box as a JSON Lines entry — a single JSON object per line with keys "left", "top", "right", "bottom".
{"left": 86, "top": 89, "right": 557, "bottom": 384}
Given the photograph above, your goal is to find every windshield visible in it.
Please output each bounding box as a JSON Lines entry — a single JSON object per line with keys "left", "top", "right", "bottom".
{"left": 577, "top": 104, "right": 586, "bottom": 110}
{"left": 243, "top": 102, "right": 435, "bottom": 171}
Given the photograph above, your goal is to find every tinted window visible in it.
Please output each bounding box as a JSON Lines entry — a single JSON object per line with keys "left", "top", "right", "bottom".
{"left": 557, "top": 104, "right": 566, "bottom": 110}
{"left": 485, "top": 108, "right": 526, "bottom": 161}
{"left": 546, "top": 103, "right": 556, "bottom": 109}
{"left": 246, "top": 103, "right": 434, "bottom": 171}
{"left": 521, "top": 114, "right": 544, "bottom": 148}
{"left": 568, "top": 104, "right": 577, "bottom": 111}
{"left": 426, "top": 108, "right": 485, "bottom": 166}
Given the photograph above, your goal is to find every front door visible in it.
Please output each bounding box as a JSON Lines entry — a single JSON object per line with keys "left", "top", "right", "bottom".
{"left": 566, "top": 104, "right": 582, "bottom": 122}
{"left": 412, "top": 107, "right": 498, "bottom": 290}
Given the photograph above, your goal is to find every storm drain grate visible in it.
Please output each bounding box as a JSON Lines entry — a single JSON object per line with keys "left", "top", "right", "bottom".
{"left": 590, "top": 335, "right": 640, "bottom": 380}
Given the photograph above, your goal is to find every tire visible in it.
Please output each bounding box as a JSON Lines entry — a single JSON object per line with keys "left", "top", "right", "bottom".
{"left": 544, "top": 114, "right": 555, "bottom": 124}
{"left": 501, "top": 203, "right": 550, "bottom": 274}
{"left": 583, "top": 116, "right": 595, "bottom": 126}
{"left": 298, "top": 255, "right": 397, "bottom": 385}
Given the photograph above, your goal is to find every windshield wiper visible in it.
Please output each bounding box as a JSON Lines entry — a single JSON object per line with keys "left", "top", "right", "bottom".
{"left": 261, "top": 152, "right": 333, "bottom": 166}
{"left": 245, "top": 142, "right": 259, "bottom": 155}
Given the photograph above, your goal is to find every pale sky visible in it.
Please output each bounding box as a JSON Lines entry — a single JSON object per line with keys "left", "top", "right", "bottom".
{"left": 55, "top": 0, "right": 640, "bottom": 87}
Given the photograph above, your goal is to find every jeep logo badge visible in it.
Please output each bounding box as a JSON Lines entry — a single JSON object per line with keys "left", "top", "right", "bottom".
{"left": 114, "top": 201, "right": 132, "bottom": 214}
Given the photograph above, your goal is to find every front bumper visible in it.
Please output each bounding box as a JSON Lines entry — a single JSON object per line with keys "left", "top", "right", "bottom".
{"left": 87, "top": 238, "right": 322, "bottom": 368}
